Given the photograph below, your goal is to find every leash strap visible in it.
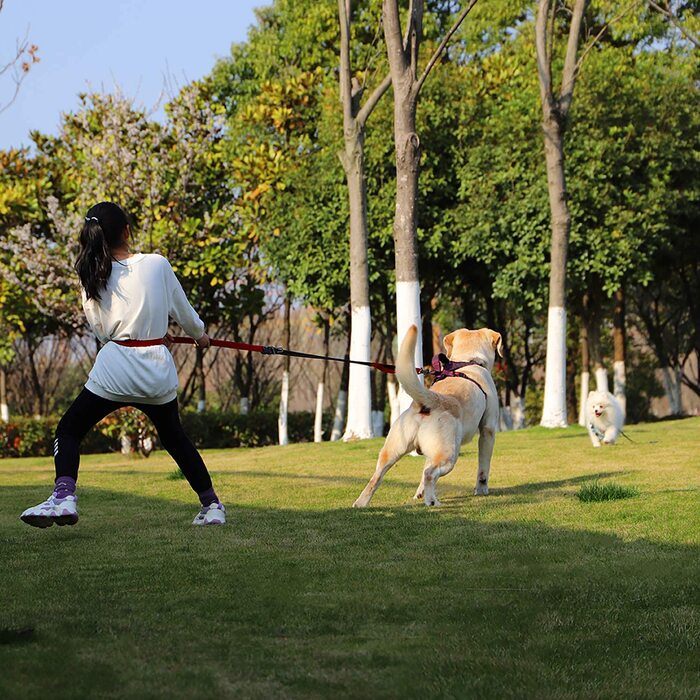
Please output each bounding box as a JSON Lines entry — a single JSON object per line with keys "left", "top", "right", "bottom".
{"left": 111, "top": 336, "right": 400, "bottom": 374}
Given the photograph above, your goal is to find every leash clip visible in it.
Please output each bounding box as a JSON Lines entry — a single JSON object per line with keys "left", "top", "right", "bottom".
{"left": 261, "top": 345, "right": 285, "bottom": 355}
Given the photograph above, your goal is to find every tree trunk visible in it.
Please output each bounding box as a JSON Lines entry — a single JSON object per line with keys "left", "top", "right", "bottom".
{"left": 612, "top": 286, "right": 627, "bottom": 418}
{"left": 315, "top": 319, "right": 330, "bottom": 442}
{"left": 196, "top": 347, "right": 206, "bottom": 413}
{"left": 338, "top": 0, "right": 391, "bottom": 440}
{"left": 278, "top": 295, "right": 291, "bottom": 445}
{"left": 0, "top": 366, "right": 8, "bottom": 422}
{"left": 578, "top": 322, "right": 590, "bottom": 426}
{"left": 383, "top": 0, "right": 424, "bottom": 413}
{"left": 536, "top": 0, "right": 589, "bottom": 428}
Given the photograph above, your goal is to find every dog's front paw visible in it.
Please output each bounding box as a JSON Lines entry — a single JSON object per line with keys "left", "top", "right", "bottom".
{"left": 352, "top": 498, "right": 368, "bottom": 508}
{"left": 424, "top": 497, "right": 441, "bottom": 507}
{"left": 413, "top": 488, "right": 424, "bottom": 500}
{"left": 473, "top": 485, "right": 489, "bottom": 496}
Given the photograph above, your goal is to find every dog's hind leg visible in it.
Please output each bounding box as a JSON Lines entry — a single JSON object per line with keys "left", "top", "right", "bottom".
{"left": 353, "top": 417, "right": 416, "bottom": 508}
{"left": 474, "top": 425, "right": 495, "bottom": 496}
{"left": 421, "top": 452, "right": 458, "bottom": 507}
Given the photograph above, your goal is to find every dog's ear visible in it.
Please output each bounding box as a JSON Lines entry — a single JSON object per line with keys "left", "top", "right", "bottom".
{"left": 443, "top": 331, "right": 456, "bottom": 358}
{"left": 489, "top": 330, "right": 504, "bottom": 358}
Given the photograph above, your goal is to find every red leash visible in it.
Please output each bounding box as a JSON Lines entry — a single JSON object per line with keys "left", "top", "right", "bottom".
{"left": 112, "top": 336, "right": 401, "bottom": 374}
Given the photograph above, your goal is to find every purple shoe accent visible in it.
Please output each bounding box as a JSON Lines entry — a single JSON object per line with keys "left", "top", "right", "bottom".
{"left": 54, "top": 477, "right": 76, "bottom": 499}
{"left": 198, "top": 487, "right": 219, "bottom": 507}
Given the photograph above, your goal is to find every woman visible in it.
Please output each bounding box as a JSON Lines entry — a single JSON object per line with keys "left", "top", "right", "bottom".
{"left": 20, "top": 202, "right": 225, "bottom": 527}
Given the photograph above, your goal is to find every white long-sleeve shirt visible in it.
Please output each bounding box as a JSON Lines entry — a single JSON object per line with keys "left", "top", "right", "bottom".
{"left": 83, "top": 253, "right": 205, "bottom": 405}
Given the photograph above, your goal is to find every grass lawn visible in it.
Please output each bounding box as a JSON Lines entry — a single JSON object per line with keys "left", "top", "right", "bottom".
{"left": 1, "top": 417, "right": 699, "bottom": 699}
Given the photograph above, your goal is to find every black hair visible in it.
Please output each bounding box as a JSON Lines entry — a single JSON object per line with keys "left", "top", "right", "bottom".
{"left": 74, "top": 202, "right": 129, "bottom": 301}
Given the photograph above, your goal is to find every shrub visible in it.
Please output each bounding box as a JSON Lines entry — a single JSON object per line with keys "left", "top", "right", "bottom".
{"left": 0, "top": 416, "right": 118, "bottom": 458}
{"left": 0, "top": 409, "right": 333, "bottom": 458}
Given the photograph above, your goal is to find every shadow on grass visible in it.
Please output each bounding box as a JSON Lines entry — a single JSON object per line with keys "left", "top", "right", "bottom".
{"left": 1, "top": 484, "right": 699, "bottom": 699}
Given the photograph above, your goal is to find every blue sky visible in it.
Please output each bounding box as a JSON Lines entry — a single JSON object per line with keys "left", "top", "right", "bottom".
{"left": 0, "top": 0, "right": 267, "bottom": 150}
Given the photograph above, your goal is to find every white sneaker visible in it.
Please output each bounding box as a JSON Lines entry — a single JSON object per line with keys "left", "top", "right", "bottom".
{"left": 20, "top": 494, "right": 79, "bottom": 528}
{"left": 192, "top": 501, "right": 226, "bottom": 526}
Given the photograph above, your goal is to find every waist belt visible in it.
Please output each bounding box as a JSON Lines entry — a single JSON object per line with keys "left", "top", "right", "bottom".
{"left": 111, "top": 338, "right": 166, "bottom": 347}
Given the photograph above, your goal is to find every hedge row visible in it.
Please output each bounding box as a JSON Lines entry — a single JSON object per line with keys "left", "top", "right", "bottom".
{"left": 0, "top": 410, "right": 333, "bottom": 458}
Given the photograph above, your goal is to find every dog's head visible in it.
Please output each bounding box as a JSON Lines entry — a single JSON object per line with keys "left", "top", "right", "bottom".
{"left": 443, "top": 328, "right": 503, "bottom": 370}
{"left": 587, "top": 391, "right": 610, "bottom": 418}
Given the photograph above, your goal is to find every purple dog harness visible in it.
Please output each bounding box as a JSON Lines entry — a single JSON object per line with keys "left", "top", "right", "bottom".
{"left": 429, "top": 353, "right": 488, "bottom": 400}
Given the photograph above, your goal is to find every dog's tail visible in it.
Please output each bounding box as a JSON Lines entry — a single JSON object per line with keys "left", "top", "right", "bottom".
{"left": 396, "top": 325, "right": 440, "bottom": 410}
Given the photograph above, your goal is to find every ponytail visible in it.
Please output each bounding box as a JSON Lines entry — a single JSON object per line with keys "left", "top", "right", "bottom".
{"left": 74, "top": 202, "right": 129, "bottom": 301}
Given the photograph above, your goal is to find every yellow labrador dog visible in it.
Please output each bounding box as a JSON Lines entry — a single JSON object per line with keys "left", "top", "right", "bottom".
{"left": 353, "top": 324, "right": 503, "bottom": 507}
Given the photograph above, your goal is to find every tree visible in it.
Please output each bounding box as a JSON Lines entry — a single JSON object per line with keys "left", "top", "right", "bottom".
{"left": 382, "top": 0, "right": 478, "bottom": 411}
{"left": 338, "top": 0, "right": 392, "bottom": 439}
{"left": 535, "top": 0, "right": 595, "bottom": 427}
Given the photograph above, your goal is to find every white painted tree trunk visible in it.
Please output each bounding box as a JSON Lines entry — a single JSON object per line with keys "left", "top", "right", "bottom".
{"left": 396, "top": 280, "right": 423, "bottom": 414}
{"left": 330, "top": 389, "right": 348, "bottom": 442}
{"left": 278, "top": 370, "right": 289, "bottom": 445}
{"left": 387, "top": 375, "right": 400, "bottom": 426}
{"left": 239, "top": 397, "right": 250, "bottom": 415}
{"left": 314, "top": 382, "right": 325, "bottom": 443}
{"left": 595, "top": 367, "right": 609, "bottom": 393}
{"left": 343, "top": 306, "right": 373, "bottom": 440}
{"left": 371, "top": 410, "right": 384, "bottom": 437}
{"left": 512, "top": 394, "right": 526, "bottom": 430}
{"left": 540, "top": 307, "right": 568, "bottom": 427}
{"left": 578, "top": 370, "right": 590, "bottom": 426}
{"left": 0, "top": 368, "right": 8, "bottom": 422}
{"left": 613, "top": 360, "right": 626, "bottom": 419}
{"left": 499, "top": 405, "right": 514, "bottom": 432}
{"left": 660, "top": 366, "right": 682, "bottom": 416}
{"left": 197, "top": 399, "right": 206, "bottom": 413}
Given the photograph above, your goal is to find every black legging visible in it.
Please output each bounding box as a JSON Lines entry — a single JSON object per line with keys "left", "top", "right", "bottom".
{"left": 54, "top": 388, "right": 212, "bottom": 494}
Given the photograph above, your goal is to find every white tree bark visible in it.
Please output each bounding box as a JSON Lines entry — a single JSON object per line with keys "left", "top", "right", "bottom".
{"left": 371, "top": 410, "right": 384, "bottom": 437}
{"left": 314, "top": 381, "right": 325, "bottom": 442}
{"left": 239, "top": 396, "right": 250, "bottom": 415}
{"left": 660, "top": 365, "right": 682, "bottom": 415}
{"left": 512, "top": 393, "right": 526, "bottom": 430}
{"left": 613, "top": 360, "right": 626, "bottom": 418}
{"left": 396, "top": 280, "right": 423, "bottom": 413}
{"left": 578, "top": 370, "right": 590, "bottom": 426}
{"left": 0, "top": 368, "right": 8, "bottom": 422}
{"left": 499, "top": 404, "right": 514, "bottom": 432}
{"left": 330, "top": 388, "right": 348, "bottom": 441}
{"left": 595, "top": 367, "right": 609, "bottom": 393}
{"left": 278, "top": 370, "right": 289, "bottom": 445}
{"left": 343, "top": 305, "right": 373, "bottom": 440}
{"left": 541, "top": 307, "right": 568, "bottom": 427}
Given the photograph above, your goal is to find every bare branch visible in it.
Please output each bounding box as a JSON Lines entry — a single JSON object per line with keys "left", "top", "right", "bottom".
{"left": 649, "top": 0, "right": 700, "bottom": 48}
{"left": 416, "top": 0, "right": 479, "bottom": 94}
{"left": 575, "top": 1, "right": 642, "bottom": 76}
{"left": 356, "top": 73, "right": 392, "bottom": 127}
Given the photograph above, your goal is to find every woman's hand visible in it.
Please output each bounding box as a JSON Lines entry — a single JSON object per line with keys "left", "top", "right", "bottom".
{"left": 195, "top": 332, "right": 211, "bottom": 349}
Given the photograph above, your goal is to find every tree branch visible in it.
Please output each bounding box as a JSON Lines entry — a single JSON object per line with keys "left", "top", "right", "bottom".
{"left": 416, "top": 0, "right": 479, "bottom": 95}
{"left": 559, "top": 0, "right": 590, "bottom": 120}
{"left": 574, "top": 1, "right": 642, "bottom": 77}
{"left": 648, "top": 0, "right": 700, "bottom": 48}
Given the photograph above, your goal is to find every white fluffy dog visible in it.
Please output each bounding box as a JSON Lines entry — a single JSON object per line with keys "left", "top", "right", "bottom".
{"left": 585, "top": 390, "right": 624, "bottom": 447}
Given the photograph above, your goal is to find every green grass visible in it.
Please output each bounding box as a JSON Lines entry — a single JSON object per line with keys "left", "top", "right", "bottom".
{"left": 1, "top": 417, "right": 699, "bottom": 699}
{"left": 576, "top": 481, "right": 640, "bottom": 502}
